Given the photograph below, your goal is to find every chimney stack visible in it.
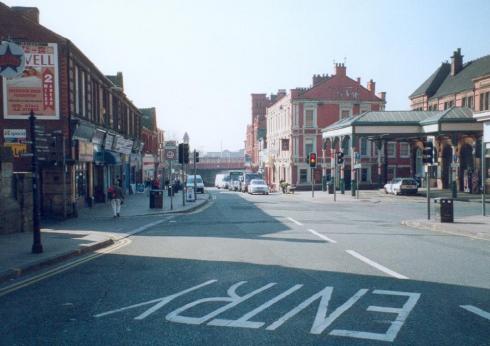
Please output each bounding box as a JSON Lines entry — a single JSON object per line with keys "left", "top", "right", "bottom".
{"left": 367, "top": 79, "right": 376, "bottom": 93}
{"left": 11, "top": 7, "right": 39, "bottom": 24}
{"left": 312, "top": 74, "right": 329, "bottom": 86}
{"left": 356, "top": 77, "right": 361, "bottom": 85}
{"left": 451, "top": 48, "right": 463, "bottom": 76}
{"left": 334, "top": 63, "right": 346, "bottom": 77}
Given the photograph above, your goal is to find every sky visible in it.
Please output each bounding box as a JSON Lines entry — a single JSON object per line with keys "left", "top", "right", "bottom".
{"left": 4, "top": 0, "right": 490, "bottom": 152}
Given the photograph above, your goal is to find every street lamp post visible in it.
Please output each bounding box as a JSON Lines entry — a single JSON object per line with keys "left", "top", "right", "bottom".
{"left": 29, "top": 110, "right": 43, "bottom": 253}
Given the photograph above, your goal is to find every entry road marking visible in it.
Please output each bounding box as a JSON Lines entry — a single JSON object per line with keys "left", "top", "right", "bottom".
{"left": 307, "top": 229, "right": 337, "bottom": 243}
{"left": 345, "top": 250, "right": 408, "bottom": 280}
{"left": 460, "top": 305, "right": 490, "bottom": 321}
{"left": 287, "top": 217, "right": 303, "bottom": 226}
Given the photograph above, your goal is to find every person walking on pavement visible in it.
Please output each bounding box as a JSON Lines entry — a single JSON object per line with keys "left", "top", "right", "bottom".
{"left": 108, "top": 181, "right": 124, "bottom": 217}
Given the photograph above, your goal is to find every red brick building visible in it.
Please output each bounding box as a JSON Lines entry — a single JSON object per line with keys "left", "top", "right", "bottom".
{"left": 139, "top": 107, "right": 159, "bottom": 181}
{"left": 0, "top": 4, "right": 143, "bottom": 216}
{"left": 266, "top": 63, "right": 386, "bottom": 189}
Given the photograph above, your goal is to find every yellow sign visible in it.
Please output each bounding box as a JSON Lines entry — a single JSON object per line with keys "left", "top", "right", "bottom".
{"left": 4, "top": 143, "right": 27, "bottom": 158}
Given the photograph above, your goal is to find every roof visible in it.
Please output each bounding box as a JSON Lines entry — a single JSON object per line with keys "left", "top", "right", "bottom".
{"left": 323, "top": 107, "right": 475, "bottom": 132}
{"left": 409, "top": 63, "right": 450, "bottom": 98}
{"left": 432, "top": 55, "right": 490, "bottom": 98}
{"left": 419, "top": 106, "right": 474, "bottom": 125}
{"left": 410, "top": 54, "right": 490, "bottom": 99}
{"left": 295, "top": 74, "right": 383, "bottom": 102}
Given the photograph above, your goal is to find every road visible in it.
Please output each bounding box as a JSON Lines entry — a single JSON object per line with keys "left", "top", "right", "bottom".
{"left": 1, "top": 189, "right": 489, "bottom": 345}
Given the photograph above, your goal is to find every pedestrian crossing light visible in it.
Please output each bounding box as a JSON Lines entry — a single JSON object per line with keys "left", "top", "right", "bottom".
{"left": 423, "top": 141, "right": 434, "bottom": 164}
{"left": 308, "top": 152, "right": 317, "bottom": 168}
{"left": 336, "top": 151, "right": 344, "bottom": 165}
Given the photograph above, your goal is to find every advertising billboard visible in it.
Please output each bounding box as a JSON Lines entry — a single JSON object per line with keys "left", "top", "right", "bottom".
{"left": 2, "top": 42, "right": 60, "bottom": 120}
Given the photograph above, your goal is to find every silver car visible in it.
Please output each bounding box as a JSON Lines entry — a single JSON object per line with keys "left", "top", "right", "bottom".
{"left": 248, "top": 179, "right": 269, "bottom": 195}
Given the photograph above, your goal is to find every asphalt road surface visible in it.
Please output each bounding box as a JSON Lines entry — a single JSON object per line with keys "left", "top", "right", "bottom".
{"left": 1, "top": 189, "right": 489, "bottom": 345}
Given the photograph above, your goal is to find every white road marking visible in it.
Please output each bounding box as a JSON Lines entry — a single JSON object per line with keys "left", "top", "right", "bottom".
{"left": 330, "top": 290, "right": 421, "bottom": 342}
{"left": 307, "top": 229, "right": 337, "bottom": 243}
{"left": 266, "top": 287, "right": 368, "bottom": 333}
{"left": 460, "top": 305, "right": 490, "bottom": 321}
{"left": 287, "top": 217, "right": 303, "bottom": 226}
{"left": 346, "top": 250, "right": 408, "bottom": 280}
{"left": 127, "top": 219, "right": 167, "bottom": 236}
{"left": 94, "top": 280, "right": 217, "bottom": 318}
{"left": 209, "top": 284, "right": 303, "bottom": 328}
{"left": 166, "top": 281, "right": 276, "bottom": 325}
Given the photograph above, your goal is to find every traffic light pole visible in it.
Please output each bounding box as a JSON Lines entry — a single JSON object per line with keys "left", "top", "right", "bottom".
{"left": 311, "top": 167, "right": 314, "bottom": 198}
{"left": 333, "top": 156, "right": 337, "bottom": 202}
{"left": 194, "top": 150, "right": 197, "bottom": 201}
{"left": 482, "top": 141, "right": 486, "bottom": 216}
{"left": 182, "top": 163, "right": 186, "bottom": 207}
{"left": 169, "top": 160, "right": 173, "bottom": 210}
{"left": 427, "top": 165, "right": 431, "bottom": 220}
{"left": 29, "top": 111, "right": 43, "bottom": 254}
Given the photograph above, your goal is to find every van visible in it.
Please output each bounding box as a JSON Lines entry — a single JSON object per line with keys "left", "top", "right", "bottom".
{"left": 214, "top": 174, "right": 225, "bottom": 188}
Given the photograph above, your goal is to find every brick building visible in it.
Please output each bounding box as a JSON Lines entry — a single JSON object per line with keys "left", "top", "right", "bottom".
{"left": 0, "top": 4, "right": 143, "bottom": 217}
{"left": 409, "top": 48, "right": 489, "bottom": 191}
{"left": 139, "top": 107, "right": 159, "bottom": 181}
{"left": 265, "top": 63, "right": 385, "bottom": 190}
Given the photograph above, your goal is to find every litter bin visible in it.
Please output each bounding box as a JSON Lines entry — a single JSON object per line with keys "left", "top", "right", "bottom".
{"left": 150, "top": 189, "right": 164, "bottom": 209}
{"left": 167, "top": 186, "right": 174, "bottom": 197}
{"left": 186, "top": 187, "right": 195, "bottom": 202}
{"left": 434, "top": 198, "right": 453, "bottom": 223}
{"left": 326, "top": 181, "right": 334, "bottom": 194}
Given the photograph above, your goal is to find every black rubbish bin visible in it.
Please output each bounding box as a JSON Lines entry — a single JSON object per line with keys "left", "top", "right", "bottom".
{"left": 326, "top": 182, "right": 334, "bottom": 194}
{"left": 150, "top": 189, "right": 164, "bottom": 209}
{"left": 434, "top": 198, "right": 453, "bottom": 223}
{"left": 167, "top": 186, "right": 174, "bottom": 197}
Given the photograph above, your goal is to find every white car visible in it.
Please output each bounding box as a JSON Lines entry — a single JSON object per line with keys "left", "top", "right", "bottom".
{"left": 248, "top": 179, "right": 269, "bottom": 195}
{"left": 187, "top": 175, "right": 205, "bottom": 193}
{"left": 384, "top": 178, "right": 418, "bottom": 195}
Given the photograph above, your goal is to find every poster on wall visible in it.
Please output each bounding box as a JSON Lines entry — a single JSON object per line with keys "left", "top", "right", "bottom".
{"left": 2, "top": 42, "right": 60, "bottom": 120}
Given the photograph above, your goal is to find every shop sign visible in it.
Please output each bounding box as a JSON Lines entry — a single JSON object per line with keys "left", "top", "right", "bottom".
{"left": 104, "top": 134, "right": 115, "bottom": 150}
{"left": 113, "top": 136, "right": 133, "bottom": 155}
{"left": 3, "top": 128, "right": 27, "bottom": 158}
{"left": 3, "top": 42, "right": 60, "bottom": 119}
{"left": 77, "top": 141, "right": 94, "bottom": 162}
{"left": 92, "top": 129, "right": 106, "bottom": 145}
{"left": 0, "top": 41, "right": 25, "bottom": 78}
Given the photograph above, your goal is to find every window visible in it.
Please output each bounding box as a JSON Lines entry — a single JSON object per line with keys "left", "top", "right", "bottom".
{"left": 480, "top": 92, "right": 490, "bottom": 111}
{"left": 299, "top": 169, "right": 308, "bottom": 183}
{"left": 341, "top": 110, "right": 350, "bottom": 119}
{"left": 281, "top": 139, "right": 289, "bottom": 151}
{"left": 361, "top": 168, "right": 369, "bottom": 182}
{"left": 360, "top": 138, "right": 369, "bottom": 156}
{"left": 304, "top": 109, "right": 314, "bottom": 128}
{"left": 387, "top": 142, "right": 396, "bottom": 157}
{"left": 304, "top": 138, "right": 314, "bottom": 157}
{"left": 468, "top": 96, "right": 474, "bottom": 109}
{"left": 399, "top": 142, "right": 410, "bottom": 157}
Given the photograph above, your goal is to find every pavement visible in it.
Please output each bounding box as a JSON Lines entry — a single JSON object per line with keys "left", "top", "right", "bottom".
{"left": 0, "top": 189, "right": 210, "bottom": 284}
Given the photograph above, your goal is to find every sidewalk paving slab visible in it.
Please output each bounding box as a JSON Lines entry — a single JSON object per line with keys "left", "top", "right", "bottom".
{"left": 0, "top": 190, "right": 210, "bottom": 285}
{"left": 402, "top": 216, "right": 490, "bottom": 241}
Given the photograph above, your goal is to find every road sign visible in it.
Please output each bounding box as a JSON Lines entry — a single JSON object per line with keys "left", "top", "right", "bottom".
{"left": 166, "top": 148, "right": 177, "bottom": 160}
{"left": 354, "top": 163, "right": 362, "bottom": 169}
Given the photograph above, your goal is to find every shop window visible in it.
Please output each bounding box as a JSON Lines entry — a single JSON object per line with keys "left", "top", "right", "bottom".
{"left": 361, "top": 168, "right": 369, "bottom": 182}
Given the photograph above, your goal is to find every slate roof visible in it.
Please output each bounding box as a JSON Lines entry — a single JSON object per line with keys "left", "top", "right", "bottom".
{"left": 323, "top": 107, "right": 475, "bottom": 132}
{"left": 410, "top": 54, "right": 490, "bottom": 99}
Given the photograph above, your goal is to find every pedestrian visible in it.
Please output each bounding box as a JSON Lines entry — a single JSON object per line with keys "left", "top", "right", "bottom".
{"left": 108, "top": 180, "right": 124, "bottom": 217}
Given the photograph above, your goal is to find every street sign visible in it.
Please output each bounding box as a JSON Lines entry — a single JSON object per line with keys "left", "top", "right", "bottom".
{"left": 451, "top": 163, "right": 460, "bottom": 168}
{"left": 354, "top": 163, "right": 362, "bottom": 169}
{"left": 166, "top": 148, "right": 177, "bottom": 160}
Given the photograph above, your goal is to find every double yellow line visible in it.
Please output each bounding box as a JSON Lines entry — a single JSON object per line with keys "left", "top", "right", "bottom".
{"left": 0, "top": 238, "right": 131, "bottom": 298}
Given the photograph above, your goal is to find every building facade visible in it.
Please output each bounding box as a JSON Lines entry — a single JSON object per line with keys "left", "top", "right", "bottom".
{"left": 0, "top": 4, "right": 144, "bottom": 217}
{"left": 265, "top": 64, "right": 386, "bottom": 190}
{"left": 410, "top": 49, "right": 489, "bottom": 191}
{"left": 139, "top": 107, "right": 159, "bottom": 182}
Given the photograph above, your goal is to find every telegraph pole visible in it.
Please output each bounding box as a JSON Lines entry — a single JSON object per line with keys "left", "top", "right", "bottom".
{"left": 29, "top": 111, "right": 43, "bottom": 253}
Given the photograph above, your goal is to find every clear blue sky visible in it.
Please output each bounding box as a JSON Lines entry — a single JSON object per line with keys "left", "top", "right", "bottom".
{"left": 5, "top": 0, "right": 490, "bottom": 151}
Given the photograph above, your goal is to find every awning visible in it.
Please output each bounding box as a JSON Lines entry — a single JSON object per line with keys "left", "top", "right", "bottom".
{"left": 104, "top": 150, "right": 121, "bottom": 165}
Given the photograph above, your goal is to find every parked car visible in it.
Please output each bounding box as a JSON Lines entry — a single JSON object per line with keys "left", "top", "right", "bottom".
{"left": 214, "top": 173, "right": 225, "bottom": 189}
{"left": 240, "top": 172, "right": 262, "bottom": 192}
{"left": 186, "top": 175, "right": 205, "bottom": 193}
{"left": 229, "top": 171, "right": 243, "bottom": 191}
{"left": 248, "top": 179, "right": 269, "bottom": 195}
{"left": 384, "top": 178, "right": 418, "bottom": 195}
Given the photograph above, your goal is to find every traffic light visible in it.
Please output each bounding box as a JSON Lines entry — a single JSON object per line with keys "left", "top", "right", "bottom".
{"left": 194, "top": 151, "right": 199, "bottom": 163}
{"left": 336, "top": 151, "right": 344, "bottom": 165}
{"left": 178, "top": 143, "right": 190, "bottom": 164}
{"left": 308, "top": 152, "right": 317, "bottom": 168}
{"left": 422, "top": 141, "right": 434, "bottom": 164}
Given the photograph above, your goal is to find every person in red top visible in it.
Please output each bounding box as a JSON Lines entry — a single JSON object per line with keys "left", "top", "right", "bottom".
{"left": 107, "top": 180, "right": 124, "bottom": 217}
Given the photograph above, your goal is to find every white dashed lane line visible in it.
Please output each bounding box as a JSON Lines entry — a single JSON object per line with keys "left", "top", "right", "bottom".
{"left": 307, "top": 229, "right": 337, "bottom": 244}
{"left": 345, "top": 250, "right": 409, "bottom": 280}
{"left": 460, "top": 305, "right": 490, "bottom": 321}
{"left": 287, "top": 217, "right": 303, "bottom": 226}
